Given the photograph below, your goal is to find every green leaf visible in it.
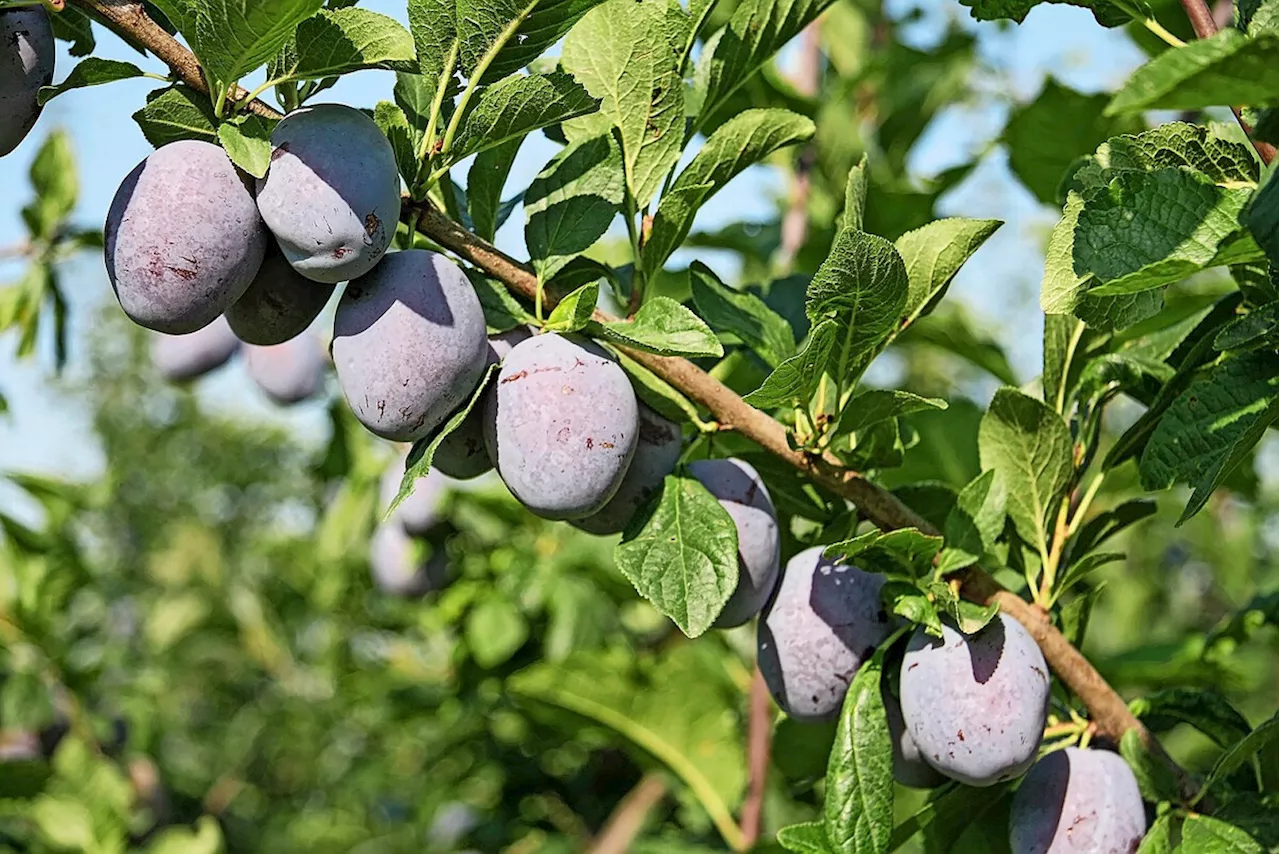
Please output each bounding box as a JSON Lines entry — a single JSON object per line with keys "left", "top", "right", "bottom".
{"left": 561, "top": 0, "right": 685, "bottom": 206}
{"left": 1245, "top": 164, "right": 1277, "bottom": 269}
{"left": 1004, "top": 80, "right": 1141, "bottom": 205}
{"left": 744, "top": 319, "right": 839, "bottom": 409}
{"left": 888, "top": 782, "right": 1014, "bottom": 851}
{"left": 894, "top": 218, "right": 1002, "bottom": 329}
{"left": 21, "top": 131, "right": 77, "bottom": 242}
{"left": 131, "top": 85, "right": 219, "bottom": 148}
{"left": 374, "top": 101, "right": 420, "bottom": 188}
{"left": 938, "top": 469, "right": 1007, "bottom": 573}
{"left": 48, "top": 5, "right": 96, "bottom": 58}
{"left": 959, "top": 0, "right": 1136, "bottom": 25}
{"left": 1071, "top": 122, "right": 1259, "bottom": 190}
{"left": 469, "top": 137, "right": 524, "bottom": 242}
{"left": 899, "top": 309, "right": 1020, "bottom": 384}
{"left": 216, "top": 114, "right": 275, "bottom": 178}
{"left": 466, "top": 595, "right": 530, "bottom": 667}
{"left": 777, "top": 822, "right": 834, "bottom": 854}
{"left": 406, "top": 0, "right": 458, "bottom": 86}
{"left": 457, "top": 0, "right": 610, "bottom": 85}
{"left": 524, "top": 132, "right": 626, "bottom": 282}
{"left": 1055, "top": 550, "right": 1126, "bottom": 593}
{"left": 278, "top": 7, "right": 417, "bottom": 81}
{"left": 1139, "top": 351, "right": 1278, "bottom": 524}
{"left": 614, "top": 474, "right": 740, "bottom": 637}
{"left": 824, "top": 528, "right": 944, "bottom": 577}
{"left": 450, "top": 71, "right": 599, "bottom": 161}
{"left": 977, "top": 388, "right": 1073, "bottom": 557}
{"left": 1068, "top": 498, "right": 1157, "bottom": 558}
{"left": 836, "top": 389, "right": 948, "bottom": 437}
{"left": 1130, "top": 688, "right": 1253, "bottom": 749}
{"left": 593, "top": 297, "right": 724, "bottom": 358}
{"left": 616, "top": 350, "right": 703, "bottom": 425}
{"left": 1180, "top": 815, "right": 1265, "bottom": 853}
{"left": 696, "top": 0, "right": 837, "bottom": 128}
{"left": 191, "top": 0, "right": 326, "bottom": 97}
{"left": 823, "top": 646, "right": 893, "bottom": 854}
{"left": 643, "top": 108, "right": 816, "bottom": 273}
{"left": 144, "top": 816, "right": 224, "bottom": 854}
{"left": 1215, "top": 303, "right": 1278, "bottom": 350}
{"left": 1135, "top": 813, "right": 1180, "bottom": 854}
{"left": 1107, "top": 29, "right": 1279, "bottom": 115}
{"left": 390, "top": 363, "right": 501, "bottom": 514}
{"left": 30, "top": 797, "right": 96, "bottom": 851}
{"left": 544, "top": 282, "right": 599, "bottom": 332}
{"left": 1200, "top": 713, "right": 1278, "bottom": 797}
{"left": 1119, "top": 729, "right": 1182, "bottom": 804}
{"left": 467, "top": 269, "right": 536, "bottom": 332}
{"left": 37, "top": 57, "right": 147, "bottom": 105}
{"left": 1077, "top": 168, "right": 1260, "bottom": 297}
{"left": 689, "top": 261, "right": 796, "bottom": 367}
{"left": 842, "top": 156, "right": 869, "bottom": 232}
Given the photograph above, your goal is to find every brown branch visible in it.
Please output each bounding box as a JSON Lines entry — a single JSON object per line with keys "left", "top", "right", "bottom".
{"left": 1176, "top": 0, "right": 1277, "bottom": 164}
{"left": 587, "top": 773, "right": 668, "bottom": 854}
{"left": 72, "top": 0, "right": 1198, "bottom": 805}
{"left": 775, "top": 23, "right": 821, "bottom": 271}
{"left": 740, "top": 666, "right": 773, "bottom": 849}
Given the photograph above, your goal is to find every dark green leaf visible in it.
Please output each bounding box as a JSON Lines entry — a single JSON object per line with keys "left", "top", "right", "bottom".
{"left": 1180, "top": 815, "right": 1265, "bottom": 853}
{"left": 374, "top": 100, "right": 419, "bottom": 188}
{"left": 131, "top": 85, "right": 219, "bottom": 148}
{"left": 1245, "top": 164, "right": 1277, "bottom": 269}
{"left": 836, "top": 389, "right": 948, "bottom": 437}
{"left": 279, "top": 7, "right": 417, "bottom": 81}
{"left": 895, "top": 218, "right": 1002, "bottom": 328}
{"left": 1200, "top": 713, "right": 1278, "bottom": 797}
{"left": 777, "top": 821, "right": 834, "bottom": 854}
{"left": 1135, "top": 813, "right": 1180, "bottom": 854}
{"left": 1119, "top": 729, "right": 1182, "bottom": 804}
{"left": 469, "top": 137, "right": 524, "bottom": 242}
{"left": 192, "top": 0, "right": 326, "bottom": 96}
{"left": 38, "top": 58, "right": 147, "bottom": 105}
{"left": 689, "top": 261, "right": 797, "bottom": 367}
{"left": 743, "top": 319, "right": 839, "bottom": 409}
{"left": 458, "top": 0, "right": 610, "bottom": 85}
{"left": 824, "top": 646, "right": 893, "bottom": 854}
{"left": 937, "top": 469, "right": 1007, "bottom": 573}
{"left": 1107, "top": 30, "right": 1279, "bottom": 115}
{"left": 593, "top": 298, "right": 724, "bottom": 358}
{"left": 960, "top": 0, "right": 1136, "bottom": 25}
{"left": 1130, "top": 688, "right": 1253, "bottom": 749}
{"left": 450, "top": 71, "right": 599, "bottom": 161}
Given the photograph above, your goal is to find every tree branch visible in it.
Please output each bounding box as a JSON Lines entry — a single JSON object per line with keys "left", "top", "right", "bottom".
{"left": 70, "top": 0, "right": 1197, "bottom": 803}
{"left": 1177, "top": 0, "right": 1277, "bottom": 164}
{"left": 740, "top": 666, "right": 773, "bottom": 849}
{"left": 587, "top": 773, "right": 668, "bottom": 854}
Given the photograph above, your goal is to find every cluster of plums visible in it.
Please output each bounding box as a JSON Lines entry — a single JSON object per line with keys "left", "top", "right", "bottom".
{"left": 0, "top": 7, "right": 53, "bottom": 158}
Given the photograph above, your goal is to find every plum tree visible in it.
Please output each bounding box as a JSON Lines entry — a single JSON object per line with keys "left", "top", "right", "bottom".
{"left": 1009, "top": 747, "right": 1146, "bottom": 853}
{"left": 151, "top": 316, "right": 241, "bottom": 382}
{"left": 368, "top": 523, "right": 452, "bottom": 597}
{"left": 758, "top": 547, "right": 893, "bottom": 722}
{"left": 226, "top": 248, "right": 334, "bottom": 345}
{"left": 256, "top": 104, "right": 400, "bottom": 284}
{"left": 899, "top": 612, "right": 1051, "bottom": 786}
{"left": 332, "top": 250, "right": 488, "bottom": 442}
{"left": 0, "top": 7, "right": 53, "bottom": 157}
{"left": 484, "top": 333, "right": 638, "bottom": 520}
{"left": 882, "top": 684, "right": 946, "bottom": 789}
{"left": 688, "top": 458, "right": 780, "bottom": 627}
{"left": 245, "top": 336, "right": 325, "bottom": 405}
{"left": 571, "top": 405, "right": 683, "bottom": 535}
{"left": 380, "top": 459, "right": 449, "bottom": 537}
{"left": 106, "top": 140, "right": 267, "bottom": 334}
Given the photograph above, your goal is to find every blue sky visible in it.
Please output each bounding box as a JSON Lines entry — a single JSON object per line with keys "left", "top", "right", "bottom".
{"left": 0, "top": 0, "right": 1151, "bottom": 517}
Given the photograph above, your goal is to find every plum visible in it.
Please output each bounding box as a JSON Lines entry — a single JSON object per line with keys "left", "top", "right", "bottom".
{"left": 333, "top": 250, "right": 488, "bottom": 442}
{"left": 245, "top": 336, "right": 325, "bottom": 405}
{"left": 106, "top": 140, "right": 268, "bottom": 334}
{"left": 151, "top": 316, "right": 241, "bottom": 382}
{"left": 483, "top": 332, "right": 638, "bottom": 520}
{"left": 571, "top": 405, "right": 683, "bottom": 535}
{"left": 688, "top": 458, "right": 780, "bottom": 627}
{"left": 256, "top": 104, "right": 400, "bottom": 283}
{"left": 758, "top": 546, "right": 893, "bottom": 722}
{"left": 0, "top": 7, "right": 53, "bottom": 157}
{"left": 883, "top": 683, "right": 946, "bottom": 789}
{"left": 226, "top": 247, "right": 334, "bottom": 345}
{"left": 899, "top": 612, "right": 1051, "bottom": 787}
{"left": 380, "top": 458, "right": 450, "bottom": 536}
{"left": 1009, "top": 747, "right": 1146, "bottom": 854}
{"left": 368, "top": 524, "right": 451, "bottom": 597}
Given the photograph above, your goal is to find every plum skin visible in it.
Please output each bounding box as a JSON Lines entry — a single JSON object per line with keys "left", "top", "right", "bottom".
{"left": 332, "top": 250, "right": 489, "bottom": 442}
{"left": 226, "top": 248, "right": 334, "bottom": 345}
{"left": 899, "top": 612, "right": 1051, "bottom": 787}
{"left": 1009, "top": 747, "right": 1146, "bottom": 854}
{"left": 106, "top": 140, "right": 268, "bottom": 334}
{"left": 571, "top": 405, "right": 683, "bottom": 535}
{"left": 688, "top": 457, "right": 780, "bottom": 627}
{"left": 245, "top": 336, "right": 326, "bottom": 406}
{"left": 380, "top": 459, "right": 449, "bottom": 537}
{"left": 757, "top": 546, "right": 893, "bottom": 723}
{"left": 0, "top": 8, "right": 54, "bottom": 157}
{"left": 256, "top": 104, "right": 400, "bottom": 284}
{"left": 150, "top": 316, "right": 241, "bottom": 383}
{"left": 369, "top": 524, "right": 451, "bottom": 597}
{"left": 483, "top": 332, "right": 639, "bottom": 520}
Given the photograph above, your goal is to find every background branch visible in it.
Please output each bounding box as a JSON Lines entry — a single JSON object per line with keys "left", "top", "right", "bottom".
{"left": 72, "top": 0, "right": 1197, "bottom": 804}
{"left": 586, "top": 773, "right": 668, "bottom": 854}
{"left": 740, "top": 666, "right": 773, "bottom": 848}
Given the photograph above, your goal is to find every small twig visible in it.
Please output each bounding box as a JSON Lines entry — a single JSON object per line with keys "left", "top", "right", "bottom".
{"left": 774, "top": 23, "right": 821, "bottom": 273}
{"left": 587, "top": 773, "right": 668, "bottom": 854}
{"left": 740, "top": 666, "right": 773, "bottom": 849}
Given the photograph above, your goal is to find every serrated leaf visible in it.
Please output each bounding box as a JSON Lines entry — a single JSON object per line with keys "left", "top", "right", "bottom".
{"left": 457, "top": 0, "right": 610, "bottom": 85}
{"left": 1068, "top": 498, "right": 1157, "bottom": 559}
{"left": 938, "top": 469, "right": 1007, "bottom": 573}
{"left": 888, "top": 781, "right": 1014, "bottom": 851}
{"left": 279, "top": 7, "right": 417, "bottom": 81}
{"left": 824, "top": 645, "right": 893, "bottom": 854}
{"left": 391, "top": 363, "right": 500, "bottom": 514}
{"left": 544, "top": 282, "right": 599, "bottom": 332}
{"left": 895, "top": 217, "right": 1001, "bottom": 328}
{"left": 777, "top": 821, "right": 834, "bottom": 854}
{"left": 616, "top": 350, "right": 702, "bottom": 425}
{"left": 131, "top": 85, "right": 219, "bottom": 148}
{"left": 696, "top": 0, "right": 837, "bottom": 128}
{"left": 48, "top": 5, "right": 96, "bottom": 58}
{"left": 978, "top": 388, "right": 1072, "bottom": 557}
{"left": 842, "top": 156, "right": 868, "bottom": 232}
{"left": 593, "top": 297, "right": 723, "bottom": 357}
{"left": 744, "top": 319, "right": 839, "bottom": 409}
{"left": 689, "top": 261, "right": 796, "bottom": 367}
{"left": 561, "top": 0, "right": 685, "bottom": 206}
{"left": 1180, "top": 815, "right": 1265, "bottom": 854}
{"left": 959, "top": 0, "right": 1136, "bottom": 25}
{"left": 1071, "top": 122, "right": 1260, "bottom": 190}
{"left": 374, "top": 101, "right": 419, "bottom": 188}
{"left": 882, "top": 581, "right": 944, "bottom": 636}
{"left": 450, "top": 71, "right": 599, "bottom": 161}
{"left": 1199, "top": 713, "right": 1278, "bottom": 798}
{"left": 466, "top": 269, "right": 536, "bottom": 332}
{"left": 1245, "top": 164, "right": 1277, "bottom": 269}
{"left": 1215, "top": 303, "right": 1278, "bottom": 350}
{"left": 643, "top": 108, "right": 815, "bottom": 273}
{"left": 191, "top": 0, "right": 326, "bottom": 97}
{"left": 1139, "top": 351, "right": 1278, "bottom": 523}
{"left": 524, "top": 133, "right": 625, "bottom": 283}
{"left": 1120, "top": 728, "right": 1182, "bottom": 804}
{"left": 614, "top": 475, "right": 740, "bottom": 637}
{"left": 836, "top": 389, "right": 948, "bottom": 437}
{"left": 1130, "top": 688, "right": 1253, "bottom": 749}
{"left": 470, "top": 137, "right": 524, "bottom": 242}
{"left": 38, "top": 57, "right": 147, "bottom": 105}
{"left": 824, "top": 528, "right": 944, "bottom": 577}
{"left": 1107, "top": 29, "right": 1278, "bottom": 115}
{"left": 216, "top": 114, "right": 275, "bottom": 178}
